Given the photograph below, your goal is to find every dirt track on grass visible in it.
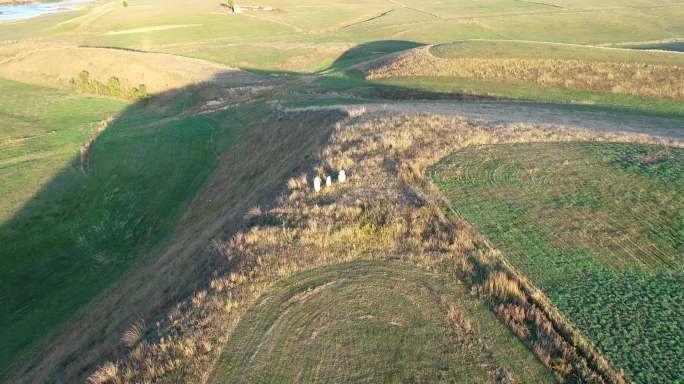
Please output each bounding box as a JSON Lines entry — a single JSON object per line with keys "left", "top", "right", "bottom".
{"left": 293, "top": 101, "right": 684, "bottom": 143}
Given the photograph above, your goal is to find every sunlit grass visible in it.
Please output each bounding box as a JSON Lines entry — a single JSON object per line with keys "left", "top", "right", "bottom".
{"left": 433, "top": 141, "right": 684, "bottom": 382}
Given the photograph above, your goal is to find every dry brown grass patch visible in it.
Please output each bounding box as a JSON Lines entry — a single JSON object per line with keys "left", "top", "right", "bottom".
{"left": 83, "top": 108, "right": 678, "bottom": 384}
{"left": 365, "top": 47, "right": 684, "bottom": 100}
{"left": 121, "top": 319, "right": 145, "bottom": 349}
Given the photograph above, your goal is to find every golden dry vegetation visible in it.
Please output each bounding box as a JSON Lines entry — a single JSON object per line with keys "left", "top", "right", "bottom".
{"left": 85, "top": 106, "right": 679, "bottom": 384}
{"left": 365, "top": 47, "right": 684, "bottom": 100}
{"left": 3, "top": 1, "right": 684, "bottom": 382}
{"left": 0, "top": 42, "right": 257, "bottom": 95}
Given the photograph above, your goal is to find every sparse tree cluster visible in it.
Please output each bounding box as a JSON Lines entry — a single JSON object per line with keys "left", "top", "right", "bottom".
{"left": 70, "top": 70, "right": 148, "bottom": 100}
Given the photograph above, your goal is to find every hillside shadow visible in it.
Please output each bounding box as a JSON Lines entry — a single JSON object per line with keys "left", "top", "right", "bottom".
{"left": 0, "top": 66, "right": 350, "bottom": 382}
{"left": 628, "top": 42, "right": 684, "bottom": 52}
{"left": 0, "top": 39, "right": 506, "bottom": 383}
{"left": 0, "top": 73, "right": 241, "bottom": 379}
{"left": 326, "top": 40, "right": 425, "bottom": 70}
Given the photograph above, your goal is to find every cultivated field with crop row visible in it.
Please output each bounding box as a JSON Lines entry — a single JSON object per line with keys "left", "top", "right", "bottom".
{"left": 433, "top": 142, "right": 684, "bottom": 382}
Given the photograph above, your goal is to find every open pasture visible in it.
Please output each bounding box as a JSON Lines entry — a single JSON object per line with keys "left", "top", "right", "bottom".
{"left": 433, "top": 141, "right": 684, "bottom": 383}
{"left": 210, "top": 261, "right": 554, "bottom": 384}
{"left": 2, "top": 0, "right": 683, "bottom": 73}
{"left": 2, "top": 1, "right": 684, "bottom": 115}
{"left": 430, "top": 40, "right": 684, "bottom": 66}
{"left": 0, "top": 78, "right": 125, "bottom": 224}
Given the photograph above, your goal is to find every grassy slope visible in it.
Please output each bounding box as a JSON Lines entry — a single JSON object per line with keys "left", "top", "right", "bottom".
{"left": 433, "top": 142, "right": 684, "bottom": 383}
{"left": 0, "top": 80, "right": 256, "bottom": 374}
{"left": 430, "top": 40, "right": 684, "bottom": 65}
{"left": 0, "top": 79, "right": 126, "bottom": 371}
{"left": 211, "top": 261, "right": 554, "bottom": 384}
{"left": 0, "top": 78, "right": 125, "bottom": 223}
{"left": 373, "top": 76, "right": 684, "bottom": 117}
{"left": 0, "top": 0, "right": 683, "bottom": 381}
{"left": 6, "top": 105, "right": 349, "bottom": 383}
{"left": 0, "top": 45, "right": 247, "bottom": 95}
{"left": 367, "top": 40, "right": 684, "bottom": 117}
{"left": 0, "top": 9, "right": 90, "bottom": 40}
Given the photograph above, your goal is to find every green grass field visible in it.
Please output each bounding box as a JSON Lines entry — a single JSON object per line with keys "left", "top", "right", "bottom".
{"left": 3, "top": 1, "right": 684, "bottom": 113}
{"left": 210, "top": 261, "right": 554, "bottom": 384}
{"left": 2, "top": 0, "right": 684, "bottom": 382}
{"left": 430, "top": 41, "right": 684, "bottom": 66}
{"left": 0, "top": 79, "right": 126, "bottom": 223}
{"left": 3, "top": 0, "right": 684, "bottom": 72}
{"left": 0, "top": 79, "right": 126, "bottom": 371}
{"left": 0, "top": 79, "right": 263, "bottom": 374}
{"left": 432, "top": 142, "right": 684, "bottom": 383}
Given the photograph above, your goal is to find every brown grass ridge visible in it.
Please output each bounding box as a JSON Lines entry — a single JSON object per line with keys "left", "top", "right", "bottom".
{"left": 365, "top": 46, "right": 684, "bottom": 100}
{"left": 86, "top": 106, "right": 680, "bottom": 384}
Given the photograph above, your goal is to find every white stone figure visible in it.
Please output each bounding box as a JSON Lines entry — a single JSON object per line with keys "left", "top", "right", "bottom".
{"left": 326, "top": 175, "right": 332, "bottom": 187}
{"left": 313, "top": 176, "right": 321, "bottom": 192}
{"left": 338, "top": 170, "right": 347, "bottom": 183}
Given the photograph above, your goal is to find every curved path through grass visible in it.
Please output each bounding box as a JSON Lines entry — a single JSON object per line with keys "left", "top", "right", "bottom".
{"left": 209, "top": 261, "right": 554, "bottom": 384}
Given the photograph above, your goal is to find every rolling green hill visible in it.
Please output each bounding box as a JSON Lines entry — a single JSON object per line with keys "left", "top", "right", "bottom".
{"left": 1, "top": 0, "right": 683, "bottom": 383}
{"left": 0, "top": 78, "right": 255, "bottom": 375}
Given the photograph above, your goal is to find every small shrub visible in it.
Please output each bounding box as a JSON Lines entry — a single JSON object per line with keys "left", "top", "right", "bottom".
{"left": 106, "top": 77, "right": 121, "bottom": 95}
{"left": 121, "top": 319, "right": 145, "bottom": 348}
{"left": 483, "top": 271, "right": 525, "bottom": 304}
{"left": 87, "top": 361, "right": 120, "bottom": 384}
{"left": 79, "top": 70, "right": 90, "bottom": 84}
{"left": 70, "top": 70, "right": 148, "bottom": 100}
